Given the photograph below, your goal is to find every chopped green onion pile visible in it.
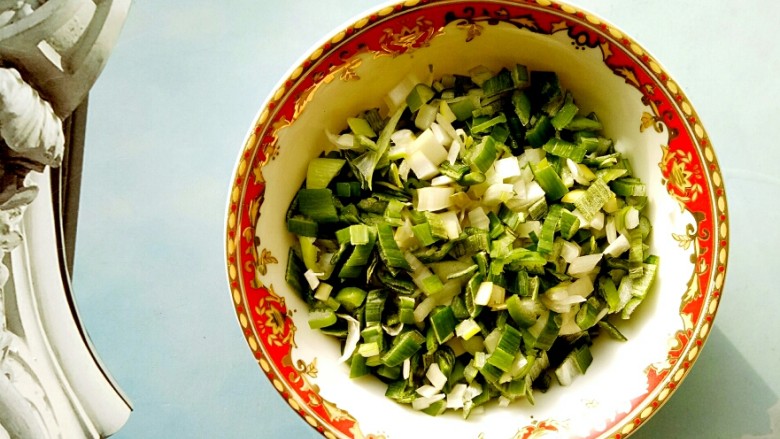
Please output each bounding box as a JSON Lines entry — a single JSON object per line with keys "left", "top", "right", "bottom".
{"left": 284, "top": 64, "right": 658, "bottom": 417}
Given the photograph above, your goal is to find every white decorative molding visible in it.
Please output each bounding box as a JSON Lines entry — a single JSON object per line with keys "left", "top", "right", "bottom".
{"left": 2, "top": 169, "right": 131, "bottom": 438}
{"left": 0, "top": 0, "right": 132, "bottom": 437}
{"left": 0, "top": 0, "right": 132, "bottom": 117}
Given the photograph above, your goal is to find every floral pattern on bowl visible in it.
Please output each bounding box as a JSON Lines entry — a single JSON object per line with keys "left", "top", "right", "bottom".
{"left": 225, "top": 1, "right": 728, "bottom": 438}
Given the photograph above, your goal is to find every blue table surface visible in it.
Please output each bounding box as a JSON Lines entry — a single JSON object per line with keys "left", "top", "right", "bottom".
{"left": 72, "top": 0, "right": 779, "bottom": 437}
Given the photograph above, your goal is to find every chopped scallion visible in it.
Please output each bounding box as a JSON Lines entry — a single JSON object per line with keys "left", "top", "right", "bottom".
{"left": 284, "top": 64, "right": 658, "bottom": 416}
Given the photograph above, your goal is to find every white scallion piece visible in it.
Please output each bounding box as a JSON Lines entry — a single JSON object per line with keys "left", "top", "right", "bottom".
{"left": 446, "top": 137, "right": 462, "bottom": 164}
{"left": 313, "top": 282, "right": 333, "bottom": 301}
{"left": 474, "top": 281, "right": 496, "bottom": 306}
{"left": 326, "top": 130, "right": 355, "bottom": 150}
{"left": 431, "top": 175, "right": 456, "bottom": 186}
{"left": 385, "top": 74, "right": 420, "bottom": 112}
{"left": 394, "top": 219, "right": 418, "bottom": 251}
{"left": 568, "top": 276, "right": 595, "bottom": 297}
{"left": 446, "top": 384, "right": 468, "bottom": 409}
{"left": 606, "top": 216, "right": 618, "bottom": 243}
{"left": 398, "top": 158, "right": 411, "bottom": 180}
{"left": 560, "top": 240, "right": 582, "bottom": 264}
{"left": 415, "top": 186, "right": 455, "bottom": 211}
{"left": 468, "top": 207, "right": 491, "bottom": 231}
{"left": 304, "top": 269, "right": 322, "bottom": 290}
{"left": 416, "top": 384, "right": 440, "bottom": 398}
{"left": 455, "top": 318, "right": 481, "bottom": 341}
{"left": 436, "top": 112, "right": 459, "bottom": 141}
{"left": 495, "top": 157, "right": 522, "bottom": 181}
{"left": 567, "top": 158, "right": 591, "bottom": 186}
{"left": 439, "top": 211, "right": 462, "bottom": 240}
{"left": 336, "top": 314, "right": 361, "bottom": 363}
{"left": 415, "top": 103, "right": 439, "bottom": 130}
{"left": 430, "top": 122, "right": 452, "bottom": 146}
{"left": 603, "top": 233, "right": 631, "bottom": 257}
{"left": 412, "top": 393, "right": 445, "bottom": 411}
{"left": 524, "top": 147, "right": 546, "bottom": 164}
{"left": 568, "top": 253, "right": 603, "bottom": 277}
{"left": 408, "top": 150, "right": 439, "bottom": 180}
{"left": 411, "top": 128, "right": 448, "bottom": 165}
{"left": 482, "top": 183, "right": 515, "bottom": 207}
{"left": 625, "top": 206, "right": 640, "bottom": 229}
{"left": 589, "top": 210, "right": 605, "bottom": 230}
{"left": 427, "top": 363, "right": 448, "bottom": 390}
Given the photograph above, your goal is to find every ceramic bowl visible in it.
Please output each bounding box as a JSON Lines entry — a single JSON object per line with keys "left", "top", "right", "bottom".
{"left": 225, "top": 1, "right": 728, "bottom": 437}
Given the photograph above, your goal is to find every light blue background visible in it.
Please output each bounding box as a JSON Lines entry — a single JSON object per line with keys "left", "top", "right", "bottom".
{"left": 72, "top": 0, "right": 779, "bottom": 438}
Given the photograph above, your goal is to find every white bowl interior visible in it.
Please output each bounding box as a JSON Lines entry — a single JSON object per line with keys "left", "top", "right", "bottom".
{"left": 254, "top": 18, "right": 694, "bottom": 439}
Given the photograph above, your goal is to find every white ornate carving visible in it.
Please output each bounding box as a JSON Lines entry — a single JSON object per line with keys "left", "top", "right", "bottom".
{"left": 0, "top": 0, "right": 131, "bottom": 437}
{"left": 0, "top": 0, "right": 132, "bottom": 117}
{"left": 0, "top": 67, "right": 64, "bottom": 167}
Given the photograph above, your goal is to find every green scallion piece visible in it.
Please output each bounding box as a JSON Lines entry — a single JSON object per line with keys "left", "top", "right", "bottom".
{"left": 559, "top": 209, "right": 580, "bottom": 240}
{"left": 467, "top": 135, "right": 500, "bottom": 173}
{"left": 506, "top": 295, "right": 541, "bottom": 328}
{"left": 308, "top": 307, "right": 337, "bottom": 329}
{"left": 532, "top": 311, "right": 561, "bottom": 351}
{"left": 576, "top": 296, "right": 604, "bottom": 330}
{"left": 348, "top": 117, "right": 377, "bottom": 138}
{"left": 610, "top": 178, "right": 647, "bottom": 197}
{"left": 336, "top": 224, "right": 370, "bottom": 245}
{"left": 297, "top": 188, "right": 339, "bottom": 223}
{"left": 537, "top": 204, "right": 562, "bottom": 256}
{"left": 628, "top": 228, "right": 644, "bottom": 279}
{"left": 532, "top": 158, "right": 569, "bottom": 200}
{"left": 430, "top": 306, "right": 457, "bottom": 343}
{"left": 439, "top": 161, "right": 470, "bottom": 181}
{"left": 543, "top": 137, "right": 587, "bottom": 163}
{"left": 460, "top": 171, "right": 486, "bottom": 186}
{"left": 566, "top": 115, "right": 603, "bottom": 131}
{"left": 306, "top": 158, "right": 346, "bottom": 189}
{"left": 599, "top": 276, "right": 621, "bottom": 313}
{"left": 376, "top": 223, "right": 412, "bottom": 271}
{"left": 397, "top": 296, "right": 416, "bottom": 324}
{"left": 597, "top": 320, "right": 628, "bottom": 341}
{"left": 412, "top": 222, "right": 438, "bottom": 247}
{"left": 511, "top": 64, "right": 530, "bottom": 89}
{"left": 284, "top": 248, "right": 309, "bottom": 299}
{"left": 487, "top": 325, "right": 522, "bottom": 372}
{"left": 385, "top": 380, "right": 417, "bottom": 403}
{"left": 471, "top": 112, "right": 507, "bottom": 134}
{"left": 335, "top": 287, "right": 368, "bottom": 313}
{"left": 574, "top": 180, "right": 612, "bottom": 223}
{"left": 551, "top": 101, "right": 579, "bottom": 131}
{"left": 406, "top": 83, "right": 435, "bottom": 113}
{"left": 555, "top": 343, "right": 592, "bottom": 386}
{"left": 512, "top": 89, "right": 532, "bottom": 126}
{"left": 338, "top": 228, "right": 377, "bottom": 278}
{"left": 381, "top": 330, "right": 425, "bottom": 367}
{"left": 365, "top": 290, "right": 387, "bottom": 325}
{"left": 620, "top": 255, "right": 659, "bottom": 319}
{"left": 287, "top": 215, "right": 318, "bottom": 237}
{"left": 349, "top": 351, "right": 370, "bottom": 378}
{"left": 482, "top": 68, "right": 515, "bottom": 96}
{"left": 525, "top": 114, "right": 553, "bottom": 147}
{"left": 448, "top": 95, "right": 482, "bottom": 121}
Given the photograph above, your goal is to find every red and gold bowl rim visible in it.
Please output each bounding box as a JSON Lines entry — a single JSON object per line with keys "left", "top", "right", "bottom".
{"left": 225, "top": 1, "right": 728, "bottom": 438}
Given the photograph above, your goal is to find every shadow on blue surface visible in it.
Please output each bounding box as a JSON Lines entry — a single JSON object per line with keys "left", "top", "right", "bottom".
{"left": 632, "top": 325, "right": 777, "bottom": 438}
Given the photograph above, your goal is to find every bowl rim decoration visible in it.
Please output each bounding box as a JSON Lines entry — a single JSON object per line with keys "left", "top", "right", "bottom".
{"left": 225, "top": 1, "right": 729, "bottom": 437}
